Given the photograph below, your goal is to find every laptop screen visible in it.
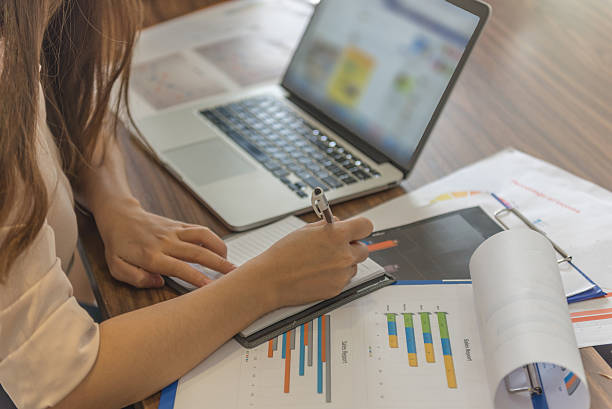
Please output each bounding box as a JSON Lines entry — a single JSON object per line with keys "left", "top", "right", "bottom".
{"left": 282, "top": 0, "right": 481, "bottom": 170}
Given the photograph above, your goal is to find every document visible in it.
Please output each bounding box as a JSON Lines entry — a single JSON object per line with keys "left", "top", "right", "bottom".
{"left": 174, "top": 285, "right": 491, "bottom": 409}
{"left": 167, "top": 229, "right": 589, "bottom": 409}
{"left": 127, "top": 0, "right": 313, "bottom": 119}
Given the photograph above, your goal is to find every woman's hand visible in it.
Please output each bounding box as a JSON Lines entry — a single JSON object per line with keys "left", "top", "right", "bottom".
{"left": 94, "top": 198, "right": 236, "bottom": 288}
{"left": 245, "top": 217, "right": 374, "bottom": 309}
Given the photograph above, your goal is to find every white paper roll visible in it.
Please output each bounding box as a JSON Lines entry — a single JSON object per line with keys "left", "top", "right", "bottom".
{"left": 469, "top": 229, "right": 589, "bottom": 409}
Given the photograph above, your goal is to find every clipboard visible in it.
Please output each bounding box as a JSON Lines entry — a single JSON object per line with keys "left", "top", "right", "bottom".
{"left": 490, "top": 193, "right": 605, "bottom": 303}
{"left": 235, "top": 273, "right": 395, "bottom": 348}
{"left": 489, "top": 192, "right": 604, "bottom": 397}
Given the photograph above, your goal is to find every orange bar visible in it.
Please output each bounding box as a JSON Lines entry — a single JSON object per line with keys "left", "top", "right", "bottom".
{"left": 284, "top": 330, "right": 292, "bottom": 393}
{"left": 570, "top": 307, "right": 612, "bottom": 317}
{"left": 304, "top": 322, "right": 309, "bottom": 346}
{"left": 566, "top": 374, "right": 577, "bottom": 389}
{"left": 322, "top": 315, "right": 326, "bottom": 363}
{"left": 268, "top": 339, "right": 274, "bottom": 358}
{"left": 572, "top": 312, "right": 612, "bottom": 323}
{"left": 367, "top": 240, "right": 398, "bottom": 252}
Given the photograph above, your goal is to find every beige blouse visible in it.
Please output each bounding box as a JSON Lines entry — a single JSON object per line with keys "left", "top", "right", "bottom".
{"left": 0, "top": 74, "right": 100, "bottom": 407}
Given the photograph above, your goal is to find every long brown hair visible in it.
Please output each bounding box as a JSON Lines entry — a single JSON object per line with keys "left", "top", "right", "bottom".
{"left": 0, "top": 0, "right": 141, "bottom": 280}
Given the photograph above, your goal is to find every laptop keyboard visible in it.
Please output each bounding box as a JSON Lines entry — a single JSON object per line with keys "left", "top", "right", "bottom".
{"left": 200, "top": 95, "right": 380, "bottom": 198}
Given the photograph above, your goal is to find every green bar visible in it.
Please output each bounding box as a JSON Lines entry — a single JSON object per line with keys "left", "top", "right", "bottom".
{"left": 419, "top": 312, "right": 432, "bottom": 333}
{"left": 437, "top": 312, "right": 450, "bottom": 339}
{"left": 402, "top": 313, "right": 414, "bottom": 328}
{"left": 386, "top": 313, "right": 396, "bottom": 323}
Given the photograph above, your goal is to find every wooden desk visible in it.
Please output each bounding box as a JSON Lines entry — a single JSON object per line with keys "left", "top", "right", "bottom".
{"left": 77, "top": 0, "right": 612, "bottom": 408}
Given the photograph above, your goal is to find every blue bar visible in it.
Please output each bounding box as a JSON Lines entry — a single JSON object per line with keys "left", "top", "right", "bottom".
{"left": 405, "top": 326, "right": 417, "bottom": 354}
{"left": 159, "top": 381, "right": 178, "bottom": 409}
{"left": 282, "top": 332, "right": 287, "bottom": 359}
{"left": 423, "top": 332, "right": 433, "bottom": 344}
{"left": 491, "top": 192, "right": 510, "bottom": 208}
{"left": 531, "top": 393, "right": 549, "bottom": 409}
{"left": 441, "top": 338, "right": 452, "bottom": 356}
{"left": 317, "top": 316, "right": 323, "bottom": 393}
{"left": 299, "top": 324, "right": 305, "bottom": 376}
{"left": 532, "top": 364, "right": 550, "bottom": 409}
{"left": 566, "top": 261, "right": 605, "bottom": 303}
{"left": 387, "top": 320, "right": 397, "bottom": 336}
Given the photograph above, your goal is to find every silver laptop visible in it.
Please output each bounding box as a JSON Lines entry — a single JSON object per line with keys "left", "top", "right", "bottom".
{"left": 136, "top": 0, "right": 490, "bottom": 231}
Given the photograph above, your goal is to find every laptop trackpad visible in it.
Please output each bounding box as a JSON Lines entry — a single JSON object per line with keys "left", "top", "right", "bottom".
{"left": 163, "top": 138, "right": 255, "bottom": 186}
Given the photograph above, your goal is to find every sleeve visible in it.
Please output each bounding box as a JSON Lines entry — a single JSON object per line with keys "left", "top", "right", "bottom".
{"left": 0, "top": 222, "right": 100, "bottom": 409}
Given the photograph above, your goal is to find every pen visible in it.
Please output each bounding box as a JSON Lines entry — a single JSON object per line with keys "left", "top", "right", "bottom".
{"left": 311, "top": 187, "right": 334, "bottom": 223}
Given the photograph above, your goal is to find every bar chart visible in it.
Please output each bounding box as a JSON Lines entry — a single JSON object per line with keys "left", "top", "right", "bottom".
{"left": 243, "top": 305, "right": 459, "bottom": 407}
{"left": 357, "top": 285, "right": 490, "bottom": 409}
{"left": 247, "top": 315, "right": 333, "bottom": 405}
{"left": 380, "top": 310, "right": 456, "bottom": 389}
{"left": 234, "top": 288, "right": 482, "bottom": 408}
{"left": 174, "top": 285, "right": 491, "bottom": 409}
{"left": 246, "top": 288, "right": 484, "bottom": 409}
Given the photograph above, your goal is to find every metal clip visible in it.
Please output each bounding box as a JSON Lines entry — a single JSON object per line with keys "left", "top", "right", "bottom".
{"left": 505, "top": 364, "right": 543, "bottom": 396}
{"left": 494, "top": 207, "right": 572, "bottom": 264}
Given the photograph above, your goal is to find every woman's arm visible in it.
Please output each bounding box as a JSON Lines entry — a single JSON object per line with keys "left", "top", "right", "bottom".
{"left": 56, "top": 218, "right": 373, "bottom": 409}
{"left": 75, "top": 135, "right": 138, "bottom": 220}
{"left": 56, "top": 260, "right": 274, "bottom": 409}
{"left": 75, "top": 137, "right": 235, "bottom": 288}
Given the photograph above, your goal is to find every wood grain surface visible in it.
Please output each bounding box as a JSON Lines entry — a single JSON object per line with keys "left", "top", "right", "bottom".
{"left": 77, "top": 0, "right": 612, "bottom": 408}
